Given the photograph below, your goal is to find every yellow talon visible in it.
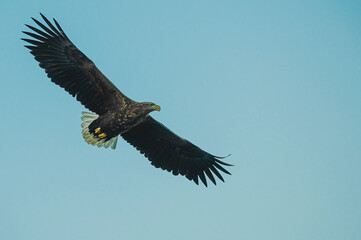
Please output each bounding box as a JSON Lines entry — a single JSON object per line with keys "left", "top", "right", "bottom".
{"left": 99, "top": 133, "right": 107, "bottom": 138}
{"left": 95, "top": 127, "right": 101, "bottom": 134}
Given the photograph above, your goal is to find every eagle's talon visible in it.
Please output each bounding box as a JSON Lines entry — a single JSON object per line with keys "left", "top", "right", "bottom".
{"left": 99, "top": 133, "right": 107, "bottom": 138}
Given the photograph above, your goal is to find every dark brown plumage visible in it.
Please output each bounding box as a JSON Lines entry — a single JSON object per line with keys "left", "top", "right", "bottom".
{"left": 22, "top": 14, "right": 232, "bottom": 186}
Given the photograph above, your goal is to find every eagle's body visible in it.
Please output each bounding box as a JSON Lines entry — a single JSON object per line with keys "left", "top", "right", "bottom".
{"left": 22, "top": 14, "right": 232, "bottom": 186}
{"left": 85, "top": 101, "right": 160, "bottom": 146}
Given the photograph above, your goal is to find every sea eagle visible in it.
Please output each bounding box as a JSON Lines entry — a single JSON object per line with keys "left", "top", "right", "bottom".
{"left": 22, "top": 14, "right": 232, "bottom": 186}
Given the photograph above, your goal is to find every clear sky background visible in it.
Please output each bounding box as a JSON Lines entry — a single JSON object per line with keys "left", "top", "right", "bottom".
{"left": 1, "top": 0, "right": 360, "bottom": 239}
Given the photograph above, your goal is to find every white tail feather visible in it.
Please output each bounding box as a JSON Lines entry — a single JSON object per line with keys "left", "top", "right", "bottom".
{"left": 81, "top": 112, "right": 118, "bottom": 149}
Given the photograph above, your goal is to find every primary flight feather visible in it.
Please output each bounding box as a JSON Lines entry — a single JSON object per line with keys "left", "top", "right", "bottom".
{"left": 22, "top": 13, "right": 232, "bottom": 186}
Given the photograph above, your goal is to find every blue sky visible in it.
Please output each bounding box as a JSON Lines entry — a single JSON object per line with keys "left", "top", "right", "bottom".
{"left": 1, "top": 0, "right": 360, "bottom": 239}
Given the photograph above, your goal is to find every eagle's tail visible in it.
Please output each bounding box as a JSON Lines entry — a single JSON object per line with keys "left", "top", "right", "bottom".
{"left": 81, "top": 111, "right": 118, "bottom": 149}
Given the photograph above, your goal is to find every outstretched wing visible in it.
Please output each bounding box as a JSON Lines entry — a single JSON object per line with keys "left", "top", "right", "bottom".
{"left": 121, "top": 116, "right": 232, "bottom": 186}
{"left": 22, "top": 13, "right": 131, "bottom": 115}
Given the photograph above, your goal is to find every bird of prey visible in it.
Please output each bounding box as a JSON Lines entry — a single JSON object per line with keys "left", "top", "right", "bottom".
{"left": 22, "top": 14, "right": 232, "bottom": 186}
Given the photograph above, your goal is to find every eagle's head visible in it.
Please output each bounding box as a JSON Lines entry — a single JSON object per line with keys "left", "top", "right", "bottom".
{"left": 139, "top": 102, "right": 161, "bottom": 114}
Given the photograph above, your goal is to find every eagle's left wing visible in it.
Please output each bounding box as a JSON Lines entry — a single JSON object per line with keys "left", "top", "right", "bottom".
{"left": 121, "top": 116, "right": 232, "bottom": 186}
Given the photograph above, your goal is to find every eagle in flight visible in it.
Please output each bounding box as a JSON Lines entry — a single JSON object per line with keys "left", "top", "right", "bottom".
{"left": 22, "top": 14, "right": 232, "bottom": 186}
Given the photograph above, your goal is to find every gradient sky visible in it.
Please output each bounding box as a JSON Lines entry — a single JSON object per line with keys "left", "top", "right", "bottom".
{"left": 1, "top": 1, "right": 360, "bottom": 239}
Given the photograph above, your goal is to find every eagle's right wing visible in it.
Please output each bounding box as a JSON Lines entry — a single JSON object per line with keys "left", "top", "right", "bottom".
{"left": 22, "top": 13, "right": 131, "bottom": 115}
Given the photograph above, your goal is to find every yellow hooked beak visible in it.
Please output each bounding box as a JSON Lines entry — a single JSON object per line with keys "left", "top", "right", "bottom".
{"left": 153, "top": 104, "right": 161, "bottom": 111}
